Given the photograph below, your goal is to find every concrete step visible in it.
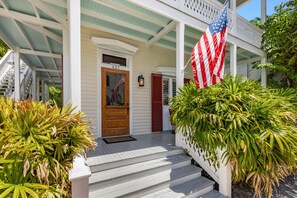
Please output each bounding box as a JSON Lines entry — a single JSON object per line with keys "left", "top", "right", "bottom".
{"left": 140, "top": 177, "right": 215, "bottom": 198}
{"left": 89, "top": 154, "right": 192, "bottom": 191}
{"left": 89, "top": 165, "right": 202, "bottom": 198}
{"left": 87, "top": 147, "right": 184, "bottom": 172}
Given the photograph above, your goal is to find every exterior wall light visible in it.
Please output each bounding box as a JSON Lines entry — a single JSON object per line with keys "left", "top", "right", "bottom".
{"left": 138, "top": 74, "right": 144, "bottom": 87}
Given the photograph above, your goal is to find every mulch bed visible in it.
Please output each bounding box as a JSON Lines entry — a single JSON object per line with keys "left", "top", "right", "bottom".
{"left": 232, "top": 173, "right": 297, "bottom": 198}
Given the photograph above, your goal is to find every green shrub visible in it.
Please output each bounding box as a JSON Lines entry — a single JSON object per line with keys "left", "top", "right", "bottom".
{"left": 170, "top": 76, "right": 297, "bottom": 198}
{"left": 0, "top": 98, "right": 96, "bottom": 197}
{"left": 49, "top": 86, "right": 62, "bottom": 108}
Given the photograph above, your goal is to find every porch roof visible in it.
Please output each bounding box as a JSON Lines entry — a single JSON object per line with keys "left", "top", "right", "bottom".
{"left": 0, "top": 0, "right": 258, "bottom": 86}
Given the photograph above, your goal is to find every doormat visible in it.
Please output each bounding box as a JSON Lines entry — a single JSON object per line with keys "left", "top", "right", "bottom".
{"left": 103, "top": 136, "right": 137, "bottom": 144}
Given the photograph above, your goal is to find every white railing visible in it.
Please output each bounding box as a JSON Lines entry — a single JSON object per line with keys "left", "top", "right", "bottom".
{"left": 158, "top": 0, "right": 263, "bottom": 48}
{"left": 236, "top": 15, "right": 263, "bottom": 48}
{"left": 0, "top": 50, "right": 13, "bottom": 82}
{"left": 20, "top": 65, "right": 32, "bottom": 100}
{"left": 176, "top": 131, "right": 232, "bottom": 197}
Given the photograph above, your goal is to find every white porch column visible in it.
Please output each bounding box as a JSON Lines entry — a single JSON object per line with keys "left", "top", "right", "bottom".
{"left": 69, "top": 157, "right": 91, "bottom": 198}
{"left": 62, "top": 27, "right": 71, "bottom": 105}
{"left": 44, "top": 83, "right": 49, "bottom": 102}
{"left": 69, "top": 0, "right": 81, "bottom": 111}
{"left": 230, "top": 0, "right": 237, "bottom": 34}
{"left": 230, "top": 44, "right": 237, "bottom": 76}
{"left": 175, "top": 21, "right": 185, "bottom": 147}
{"left": 217, "top": 149, "right": 232, "bottom": 197}
{"left": 36, "top": 77, "right": 40, "bottom": 101}
{"left": 32, "top": 67, "right": 36, "bottom": 100}
{"left": 176, "top": 22, "right": 185, "bottom": 88}
{"left": 261, "top": 0, "right": 267, "bottom": 88}
{"left": 41, "top": 80, "right": 45, "bottom": 102}
{"left": 68, "top": 2, "right": 89, "bottom": 198}
{"left": 14, "top": 48, "right": 20, "bottom": 100}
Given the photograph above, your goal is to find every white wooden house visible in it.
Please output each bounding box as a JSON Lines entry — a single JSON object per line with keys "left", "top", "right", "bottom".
{"left": 0, "top": 0, "right": 267, "bottom": 197}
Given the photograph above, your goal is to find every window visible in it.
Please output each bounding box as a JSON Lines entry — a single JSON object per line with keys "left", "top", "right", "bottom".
{"left": 102, "top": 54, "right": 127, "bottom": 66}
{"left": 162, "top": 77, "right": 176, "bottom": 106}
{"left": 163, "top": 78, "right": 169, "bottom": 105}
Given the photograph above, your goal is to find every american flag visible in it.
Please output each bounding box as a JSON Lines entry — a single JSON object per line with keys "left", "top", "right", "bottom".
{"left": 191, "top": 5, "right": 228, "bottom": 89}
{"left": 112, "top": 77, "right": 125, "bottom": 102}
{"left": 114, "top": 77, "right": 125, "bottom": 91}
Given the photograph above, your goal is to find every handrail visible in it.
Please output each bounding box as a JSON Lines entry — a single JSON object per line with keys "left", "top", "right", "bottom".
{"left": 12, "top": 64, "right": 32, "bottom": 100}
{"left": 0, "top": 50, "right": 12, "bottom": 70}
{"left": 0, "top": 50, "right": 13, "bottom": 81}
{"left": 177, "top": 131, "right": 232, "bottom": 197}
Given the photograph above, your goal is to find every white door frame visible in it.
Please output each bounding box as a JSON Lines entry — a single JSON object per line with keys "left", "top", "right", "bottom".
{"left": 92, "top": 37, "right": 138, "bottom": 138}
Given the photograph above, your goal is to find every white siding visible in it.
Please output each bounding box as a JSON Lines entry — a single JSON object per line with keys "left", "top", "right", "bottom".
{"left": 247, "top": 64, "right": 261, "bottom": 80}
{"left": 81, "top": 28, "right": 99, "bottom": 135}
{"left": 81, "top": 27, "right": 178, "bottom": 137}
{"left": 237, "top": 64, "right": 248, "bottom": 77}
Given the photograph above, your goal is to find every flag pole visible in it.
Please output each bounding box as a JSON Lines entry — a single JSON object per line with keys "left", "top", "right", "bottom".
{"left": 183, "top": 57, "right": 191, "bottom": 70}
{"left": 223, "top": 0, "right": 229, "bottom": 6}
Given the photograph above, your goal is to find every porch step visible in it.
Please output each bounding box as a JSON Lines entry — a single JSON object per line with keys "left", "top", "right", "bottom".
{"left": 198, "top": 190, "right": 228, "bottom": 198}
{"left": 89, "top": 154, "right": 192, "bottom": 191}
{"left": 89, "top": 165, "right": 203, "bottom": 198}
{"left": 87, "top": 147, "right": 183, "bottom": 172}
{"left": 140, "top": 177, "right": 215, "bottom": 198}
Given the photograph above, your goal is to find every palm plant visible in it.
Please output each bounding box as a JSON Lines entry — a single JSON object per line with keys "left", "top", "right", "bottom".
{"left": 170, "top": 76, "right": 297, "bottom": 198}
{"left": 0, "top": 98, "right": 96, "bottom": 197}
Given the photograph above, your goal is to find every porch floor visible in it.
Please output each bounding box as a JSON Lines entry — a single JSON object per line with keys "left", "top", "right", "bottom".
{"left": 87, "top": 131, "right": 178, "bottom": 166}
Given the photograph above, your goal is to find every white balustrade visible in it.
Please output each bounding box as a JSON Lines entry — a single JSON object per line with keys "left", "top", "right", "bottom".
{"left": 179, "top": 130, "right": 232, "bottom": 197}
{"left": 0, "top": 50, "right": 13, "bottom": 82}
{"left": 158, "top": 0, "right": 262, "bottom": 48}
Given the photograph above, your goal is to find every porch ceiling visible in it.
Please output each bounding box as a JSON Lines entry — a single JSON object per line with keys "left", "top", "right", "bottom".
{"left": 0, "top": 0, "right": 259, "bottom": 86}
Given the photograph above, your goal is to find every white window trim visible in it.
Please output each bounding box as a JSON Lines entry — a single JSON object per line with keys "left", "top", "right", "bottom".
{"left": 162, "top": 76, "right": 176, "bottom": 107}
{"left": 92, "top": 37, "right": 138, "bottom": 137}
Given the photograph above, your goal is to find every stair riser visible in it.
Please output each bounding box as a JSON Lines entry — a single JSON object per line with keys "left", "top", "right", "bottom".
{"left": 185, "top": 185, "right": 214, "bottom": 198}
{"left": 171, "top": 171, "right": 201, "bottom": 187}
{"left": 89, "top": 149, "right": 183, "bottom": 172}
{"left": 125, "top": 172, "right": 202, "bottom": 198}
{"left": 89, "top": 160, "right": 191, "bottom": 191}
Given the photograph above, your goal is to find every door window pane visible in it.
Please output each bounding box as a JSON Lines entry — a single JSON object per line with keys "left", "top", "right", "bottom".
{"left": 172, "top": 80, "right": 177, "bottom": 97}
{"left": 163, "top": 78, "right": 169, "bottom": 105}
{"left": 106, "top": 73, "right": 125, "bottom": 106}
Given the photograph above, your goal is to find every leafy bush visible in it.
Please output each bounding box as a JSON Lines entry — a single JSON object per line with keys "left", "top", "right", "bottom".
{"left": 0, "top": 39, "right": 9, "bottom": 59}
{"left": 170, "top": 76, "right": 297, "bottom": 198}
{"left": 49, "top": 86, "right": 62, "bottom": 108}
{"left": 0, "top": 98, "right": 96, "bottom": 197}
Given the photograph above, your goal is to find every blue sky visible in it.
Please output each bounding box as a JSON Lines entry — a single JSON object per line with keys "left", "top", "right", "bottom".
{"left": 237, "top": 0, "right": 289, "bottom": 20}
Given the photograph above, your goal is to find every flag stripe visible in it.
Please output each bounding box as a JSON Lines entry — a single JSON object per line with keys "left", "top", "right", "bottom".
{"left": 197, "top": 41, "right": 207, "bottom": 88}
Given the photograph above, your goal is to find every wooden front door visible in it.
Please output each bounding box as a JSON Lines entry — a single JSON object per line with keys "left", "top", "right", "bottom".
{"left": 102, "top": 68, "right": 129, "bottom": 137}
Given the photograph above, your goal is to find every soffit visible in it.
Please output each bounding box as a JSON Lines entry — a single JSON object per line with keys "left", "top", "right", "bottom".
{"left": 0, "top": 0, "right": 258, "bottom": 86}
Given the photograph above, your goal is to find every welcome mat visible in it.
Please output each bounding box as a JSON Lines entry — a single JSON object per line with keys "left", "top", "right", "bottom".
{"left": 103, "top": 136, "right": 137, "bottom": 144}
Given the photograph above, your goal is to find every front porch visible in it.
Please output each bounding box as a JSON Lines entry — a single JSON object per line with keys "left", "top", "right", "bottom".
{"left": 85, "top": 131, "right": 226, "bottom": 198}
{"left": 87, "top": 131, "right": 177, "bottom": 160}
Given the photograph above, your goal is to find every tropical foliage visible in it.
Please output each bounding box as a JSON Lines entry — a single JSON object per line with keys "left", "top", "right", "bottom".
{"left": 170, "top": 76, "right": 297, "bottom": 198}
{"left": 49, "top": 86, "right": 62, "bottom": 108}
{"left": 0, "top": 39, "right": 9, "bottom": 59}
{"left": 258, "top": 0, "right": 297, "bottom": 88}
{"left": 0, "top": 98, "right": 96, "bottom": 197}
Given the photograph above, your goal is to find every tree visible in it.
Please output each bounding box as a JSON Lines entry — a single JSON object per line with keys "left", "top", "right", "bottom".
{"left": 0, "top": 39, "right": 9, "bottom": 59}
{"left": 250, "top": 17, "right": 264, "bottom": 29}
{"left": 258, "top": 0, "right": 297, "bottom": 88}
